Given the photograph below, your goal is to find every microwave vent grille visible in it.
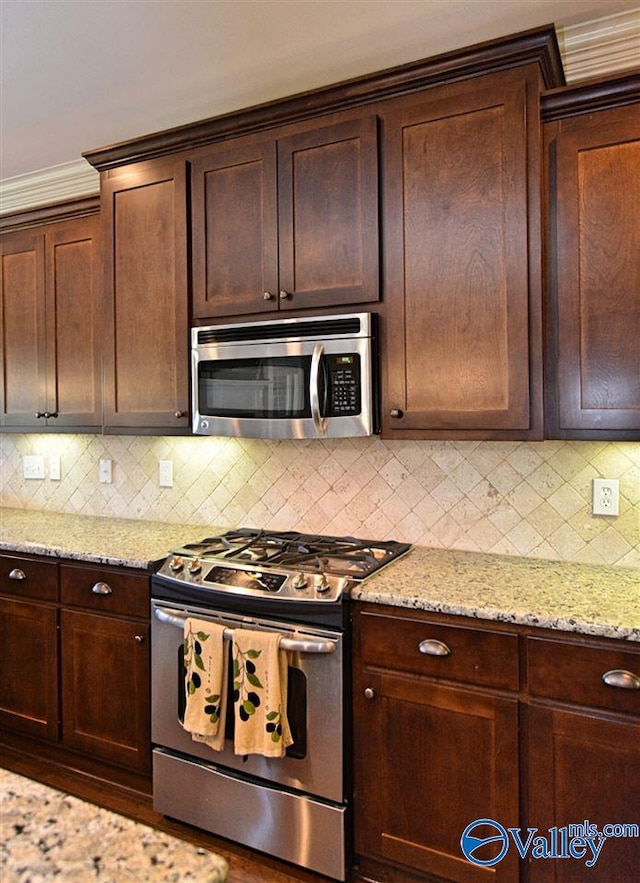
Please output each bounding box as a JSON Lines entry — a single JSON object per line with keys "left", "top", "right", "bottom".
{"left": 197, "top": 316, "right": 366, "bottom": 346}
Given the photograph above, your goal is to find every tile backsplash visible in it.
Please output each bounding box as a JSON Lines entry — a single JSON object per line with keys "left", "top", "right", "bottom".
{"left": 1, "top": 434, "right": 639, "bottom": 567}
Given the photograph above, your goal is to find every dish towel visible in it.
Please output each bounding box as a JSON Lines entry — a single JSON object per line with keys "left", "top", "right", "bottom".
{"left": 232, "top": 627, "right": 293, "bottom": 758}
{"left": 182, "top": 617, "right": 228, "bottom": 751}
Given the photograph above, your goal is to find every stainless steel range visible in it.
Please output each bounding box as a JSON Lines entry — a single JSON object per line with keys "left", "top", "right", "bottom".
{"left": 150, "top": 528, "right": 410, "bottom": 881}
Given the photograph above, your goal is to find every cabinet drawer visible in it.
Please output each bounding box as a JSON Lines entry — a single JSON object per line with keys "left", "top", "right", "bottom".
{"left": 527, "top": 636, "right": 640, "bottom": 715}
{"left": 358, "top": 610, "right": 519, "bottom": 690}
{"left": 60, "top": 564, "right": 149, "bottom": 619}
{"left": 0, "top": 555, "right": 59, "bottom": 602}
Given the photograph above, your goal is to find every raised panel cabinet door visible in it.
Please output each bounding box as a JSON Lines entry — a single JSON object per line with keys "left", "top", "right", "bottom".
{"left": 525, "top": 704, "right": 640, "bottom": 882}
{"left": 0, "top": 597, "right": 59, "bottom": 740}
{"left": 0, "top": 230, "right": 47, "bottom": 427}
{"left": 45, "top": 216, "right": 102, "bottom": 427}
{"left": 61, "top": 609, "right": 151, "bottom": 773}
{"left": 191, "top": 140, "right": 278, "bottom": 318}
{"left": 277, "top": 116, "right": 379, "bottom": 309}
{"left": 102, "top": 159, "right": 190, "bottom": 430}
{"left": 353, "top": 671, "right": 520, "bottom": 882}
{"left": 382, "top": 69, "right": 539, "bottom": 437}
{"left": 550, "top": 103, "right": 640, "bottom": 436}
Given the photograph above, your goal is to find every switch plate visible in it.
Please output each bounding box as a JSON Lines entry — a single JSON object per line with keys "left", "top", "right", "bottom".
{"left": 49, "top": 456, "right": 61, "bottom": 481}
{"left": 23, "top": 455, "right": 45, "bottom": 479}
{"left": 99, "top": 459, "right": 113, "bottom": 484}
{"left": 159, "top": 460, "right": 173, "bottom": 488}
{"left": 592, "top": 478, "right": 619, "bottom": 516}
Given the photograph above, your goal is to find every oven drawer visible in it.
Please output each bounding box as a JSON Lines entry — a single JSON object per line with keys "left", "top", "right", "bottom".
{"left": 61, "top": 564, "right": 149, "bottom": 618}
{"left": 357, "top": 609, "right": 519, "bottom": 690}
{"left": 154, "top": 748, "right": 347, "bottom": 881}
{"left": 527, "top": 636, "right": 640, "bottom": 715}
{"left": 0, "top": 554, "right": 58, "bottom": 602}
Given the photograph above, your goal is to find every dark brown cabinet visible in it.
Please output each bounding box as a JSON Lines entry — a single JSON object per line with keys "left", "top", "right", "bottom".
{"left": 101, "top": 158, "right": 190, "bottom": 432}
{"left": 0, "top": 213, "right": 101, "bottom": 430}
{"left": 352, "top": 605, "right": 521, "bottom": 882}
{"left": 543, "top": 76, "right": 640, "bottom": 439}
{"left": 380, "top": 66, "right": 545, "bottom": 439}
{"left": 525, "top": 636, "right": 640, "bottom": 882}
{"left": 191, "top": 116, "right": 379, "bottom": 318}
{"left": 0, "top": 555, "right": 60, "bottom": 740}
{"left": 59, "top": 563, "right": 151, "bottom": 773}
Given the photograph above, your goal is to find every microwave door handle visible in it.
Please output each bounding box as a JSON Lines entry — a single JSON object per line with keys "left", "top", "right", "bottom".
{"left": 310, "top": 344, "right": 328, "bottom": 436}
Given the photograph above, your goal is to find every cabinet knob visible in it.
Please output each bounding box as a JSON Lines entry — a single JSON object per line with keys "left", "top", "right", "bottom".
{"left": 263, "top": 291, "right": 274, "bottom": 301}
{"left": 602, "top": 669, "right": 640, "bottom": 690}
{"left": 46, "top": 411, "right": 58, "bottom": 419}
{"left": 390, "top": 409, "right": 404, "bottom": 419}
{"left": 419, "top": 639, "right": 451, "bottom": 657}
{"left": 134, "top": 634, "right": 145, "bottom": 644}
{"left": 9, "top": 568, "right": 27, "bottom": 581}
{"left": 174, "top": 410, "right": 185, "bottom": 418}
{"left": 91, "top": 581, "right": 113, "bottom": 595}
{"left": 279, "top": 290, "right": 291, "bottom": 300}
{"left": 364, "top": 687, "right": 376, "bottom": 700}
{"left": 35, "top": 412, "right": 46, "bottom": 419}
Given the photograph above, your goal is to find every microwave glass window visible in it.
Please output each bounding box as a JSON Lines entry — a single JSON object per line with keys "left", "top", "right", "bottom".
{"left": 199, "top": 357, "right": 309, "bottom": 418}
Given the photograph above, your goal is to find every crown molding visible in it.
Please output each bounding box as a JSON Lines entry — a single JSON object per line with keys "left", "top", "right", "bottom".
{"left": 559, "top": 9, "right": 640, "bottom": 82}
{"left": 0, "top": 159, "right": 99, "bottom": 217}
{"left": 1, "top": 11, "right": 639, "bottom": 214}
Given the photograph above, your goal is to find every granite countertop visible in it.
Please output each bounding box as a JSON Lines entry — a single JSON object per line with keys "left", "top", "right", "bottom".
{"left": 1, "top": 507, "right": 638, "bottom": 641}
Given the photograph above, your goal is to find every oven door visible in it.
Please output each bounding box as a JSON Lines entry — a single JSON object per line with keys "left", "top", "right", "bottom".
{"left": 151, "top": 600, "right": 346, "bottom": 804}
{"left": 192, "top": 335, "right": 374, "bottom": 439}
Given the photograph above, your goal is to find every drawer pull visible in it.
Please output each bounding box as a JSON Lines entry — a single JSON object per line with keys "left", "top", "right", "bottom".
{"left": 602, "top": 669, "right": 640, "bottom": 690}
{"left": 419, "top": 639, "right": 451, "bottom": 657}
{"left": 364, "top": 687, "right": 376, "bottom": 700}
{"left": 134, "top": 634, "right": 145, "bottom": 644}
{"left": 9, "top": 568, "right": 27, "bottom": 581}
{"left": 91, "top": 581, "right": 113, "bottom": 595}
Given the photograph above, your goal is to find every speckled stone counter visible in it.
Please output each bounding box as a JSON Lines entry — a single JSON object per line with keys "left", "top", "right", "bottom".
{"left": 0, "top": 507, "right": 205, "bottom": 570}
{"left": 352, "top": 546, "right": 640, "bottom": 642}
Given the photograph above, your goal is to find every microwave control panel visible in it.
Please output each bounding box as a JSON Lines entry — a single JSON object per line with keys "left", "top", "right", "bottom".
{"left": 327, "top": 354, "right": 361, "bottom": 416}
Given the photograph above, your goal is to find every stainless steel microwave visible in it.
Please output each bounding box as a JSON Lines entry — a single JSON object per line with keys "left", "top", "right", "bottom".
{"left": 191, "top": 313, "right": 377, "bottom": 439}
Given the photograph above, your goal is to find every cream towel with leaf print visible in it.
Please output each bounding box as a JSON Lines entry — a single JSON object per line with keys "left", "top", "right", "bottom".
{"left": 182, "top": 617, "right": 228, "bottom": 751}
{"left": 232, "top": 628, "right": 293, "bottom": 757}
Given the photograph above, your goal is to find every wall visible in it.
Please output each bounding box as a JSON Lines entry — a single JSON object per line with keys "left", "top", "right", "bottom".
{"left": 1, "top": 434, "right": 638, "bottom": 567}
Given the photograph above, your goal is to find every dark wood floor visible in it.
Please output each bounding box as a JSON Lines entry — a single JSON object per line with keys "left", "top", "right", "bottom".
{"left": 0, "top": 744, "right": 337, "bottom": 883}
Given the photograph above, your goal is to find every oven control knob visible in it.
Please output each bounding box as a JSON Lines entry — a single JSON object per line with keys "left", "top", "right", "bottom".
{"left": 169, "top": 556, "right": 184, "bottom": 572}
{"left": 314, "top": 573, "right": 330, "bottom": 593}
{"left": 292, "top": 572, "right": 308, "bottom": 589}
{"left": 188, "top": 558, "right": 202, "bottom": 575}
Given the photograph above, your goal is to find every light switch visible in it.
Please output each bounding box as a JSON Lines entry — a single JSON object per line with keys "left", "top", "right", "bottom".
{"left": 23, "top": 455, "right": 45, "bottom": 479}
{"left": 159, "top": 460, "right": 173, "bottom": 488}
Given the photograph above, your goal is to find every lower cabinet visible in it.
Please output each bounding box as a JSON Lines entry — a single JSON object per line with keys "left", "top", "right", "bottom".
{"left": 353, "top": 605, "right": 640, "bottom": 883}
{"left": 0, "top": 553, "right": 152, "bottom": 780}
{"left": 352, "top": 604, "right": 521, "bottom": 882}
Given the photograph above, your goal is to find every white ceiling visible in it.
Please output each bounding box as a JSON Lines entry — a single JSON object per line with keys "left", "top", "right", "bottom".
{"left": 1, "top": 0, "right": 638, "bottom": 182}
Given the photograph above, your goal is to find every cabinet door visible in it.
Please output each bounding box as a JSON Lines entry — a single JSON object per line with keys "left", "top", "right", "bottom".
{"left": 0, "top": 230, "right": 47, "bottom": 427}
{"left": 382, "top": 69, "right": 539, "bottom": 437}
{"left": 353, "top": 669, "right": 520, "bottom": 882}
{"left": 45, "top": 216, "right": 102, "bottom": 428}
{"left": 191, "top": 141, "right": 278, "bottom": 318}
{"left": 548, "top": 103, "right": 640, "bottom": 437}
{"left": 0, "top": 597, "right": 59, "bottom": 740}
{"left": 525, "top": 704, "right": 640, "bottom": 882}
{"left": 102, "top": 159, "right": 190, "bottom": 430}
{"left": 277, "top": 116, "right": 379, "bottom": 310}
{"left": 61, "top": 609, "right": 150, "bottom": 772}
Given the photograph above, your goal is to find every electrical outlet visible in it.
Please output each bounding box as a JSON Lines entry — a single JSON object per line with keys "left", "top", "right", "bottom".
{"left": 592, "top": 478, "right": 619, "bottom": 516}
{"left": 49, "top": 456, "right": 61, "bottom": 481}
{"left": 99, "top": 459, "right": 113, "bottom": 484}
{"left": 159, "top": 460, "right": 173, "bottom": 488}
{"left": 23, "top": 455, "right": 45, "bottom": 479}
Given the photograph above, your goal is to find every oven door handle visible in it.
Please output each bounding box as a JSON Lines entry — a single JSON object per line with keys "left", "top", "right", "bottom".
{"left": 153, "top": 606, "right": 337, "bottom": 654}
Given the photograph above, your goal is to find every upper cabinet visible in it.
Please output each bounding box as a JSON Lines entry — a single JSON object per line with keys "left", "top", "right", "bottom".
{"left": 381, "top": 66, "right": 546, "bottom": 439}
{"left": 543, "top": 74, "right": 640, "bottom": 439}
{"left": 100, "top": 159, "right": 190, "bottom": 432}
{"left": 190, "top": 117, "right": 379, "bottom": 318}
{"left": 0, "top": 206, "right": 102, "bottom": 431}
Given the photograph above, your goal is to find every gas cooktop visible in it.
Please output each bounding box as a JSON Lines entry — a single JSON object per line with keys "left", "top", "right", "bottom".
{"left": 154, "top": 528, "right": 411, "bottom": 604}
